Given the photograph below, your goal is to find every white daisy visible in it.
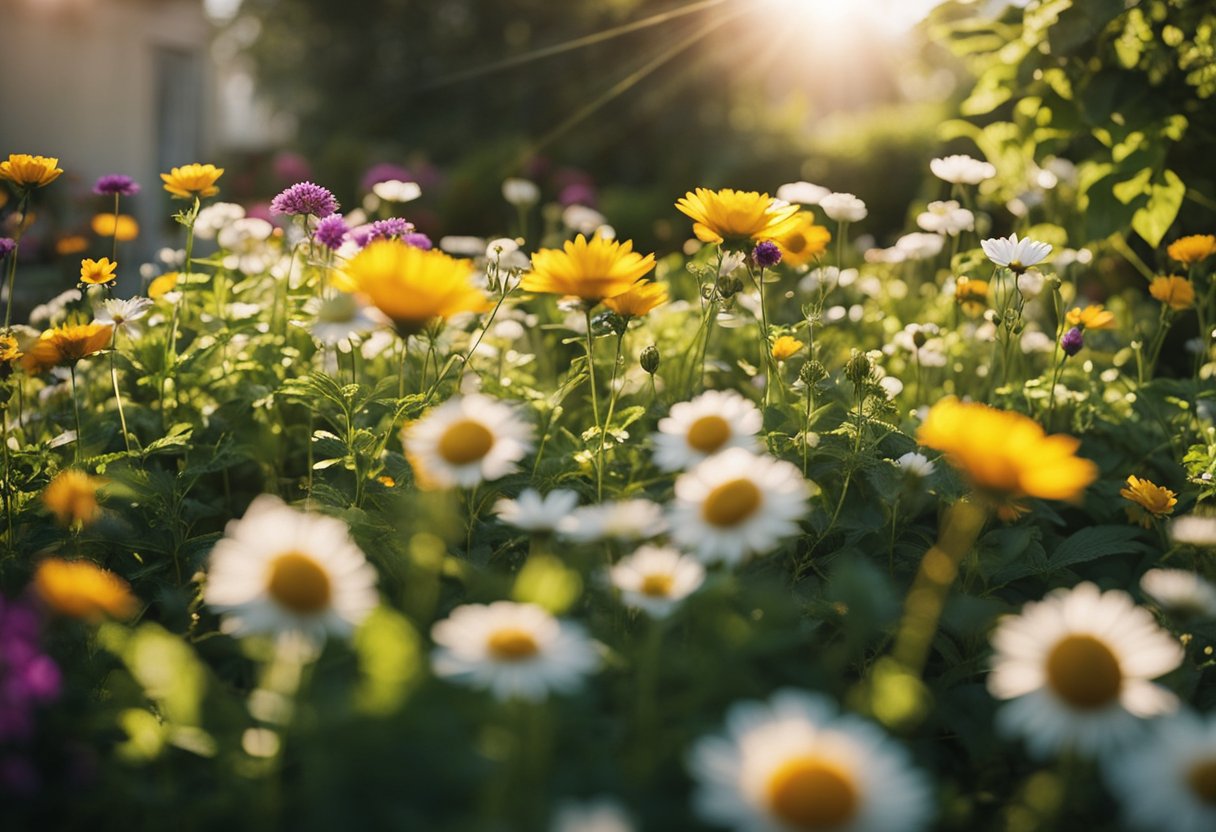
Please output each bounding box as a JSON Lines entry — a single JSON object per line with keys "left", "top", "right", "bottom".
{"left": 550, "top": 798, "right": 635, "bottom": 832}
{"left": 609, "top": 545, "right": 706, "bottom": 618}
{"left": 502, "top": 177, "right": 540, "bottom": 207}
{"left": 559, "top": 499, "right": 667, "bottom": 543}
{"left": 653, "top": 390, "right": 763, "bottom": 472}
{"left": 1106, "top": 711, "right": 1216, "bottom": 832}
{"left": 301, "top": 291, "right": 387, "bottom": 347}
{"left": 193, "top": 201, "right": 246, "bottom": 240}
{"left": 988, "top": 582, "right": 1184, "bottom": 759}
{"left": 1141, "top": 569, "right": 1216, "bottom": 619}
{"left": 776, "top": 181, "right": 831, "bottom": 206}
{"left": 371, "top": 179, "right": 421, "bottom": 204}
{"left": 818, "top": 193, "right": 868, "bottom": 224}
{"left": 93, "top": 296, "right": 154, "bottom": 339}
{"left": 915, "top": 200, "right": 974, "bottom": 236}
{"left": 980, "top": 233, "right": 1052, "bottom": 273}
{"left": 687, "top": 690, "right": 933, "bottom": 832}
{"left": 203, "top": 494, "right": 379, "bottom": 648}
{"left": 1171, "top": 515, "right": 1216, "bottom": 548}
{"left": 404, "top": 394, "right": 534, "bottom": 489}
{"left": 669, "top": 448, "right": 811, "bottom": 566}
{"left": 494, "top": 488, "right": 581, "bottom": 534}
{"left": 895, "top": 452, "right": 935, "bottom": 478}
{"left": 929, "top": 154, "right": 996, "bottom": 185}
{"left": 430, "top": 601, "right": 598, "bottom": 702}
{"left": 894, "top": 233, "right": 945, "bottom": 261}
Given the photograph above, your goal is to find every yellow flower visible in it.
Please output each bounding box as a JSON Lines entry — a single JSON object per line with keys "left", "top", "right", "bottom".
{"left": 954, "top": 277, "right": 988, "bottom": 316}
{"left": 160, "top": 163, "right": 224, "bottom": 199}
{"left": 1065, "top": 304, "right": 1116, "bottom": 330}
{"left": 42, "top": 469, "right": 105, "bottom": 526}
{"left": 91, "top": 213, "right": 140, "bottom": 242}
{"left": 55, "top": 235, "right": 89, "bottom": 256}
{"left": 33, "top": 558, "right": 137, "bottom": 622}
{"left": 20, "top": 322, "right": 113, "bottom": 373}
{"left": 340, "top": 239, "right": 489, "bottom": 334}
{"left": 675, "top": 188, "right": 800, "bottom": 245}
{"left": 1167, "top": 234, "right": 1216, "bottom": 266}
{"left": 775, "top": 212, "right": 831, "bottom": 268}
{"left": 917, "top": 398, "right": 1097, "bottom": 507}
{"left": 0, "top": 334, "right": 21, "bottom": 364}
{"left": 0, "top": 154, "right": 63, "bottom": 189}
{"left": 771, "top": 335, "right": 804, "bottom": 362}
{"left": 1120, "top": 475, "right": 1177, "bottom": 528}
{"left": 602, "top": 281, "right": 668, "bottom": 317}
{"left": 521, "top": 234, "right": 656, "bottom": 303}
{"left": 79, "top": 257, "right": 118, "bottom": 287}
{"left": 148, "top": 272, "right": 180, "bottom": 299}
{"left": 1148, "top": 275, "right": 1195, "bottom": 311}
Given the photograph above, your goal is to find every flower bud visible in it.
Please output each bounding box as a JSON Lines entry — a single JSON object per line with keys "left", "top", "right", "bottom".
{"left": 800, "top": 360, "right": 828, "bottom": 386}
{"left": 844, "top": 349, "right": 871, "bottom": 385}
{"left": 1061, "top": 326, "right": 1084, "bottom": 357}
{"left": 640, "top": 345, "right": 660, "bottom": 375}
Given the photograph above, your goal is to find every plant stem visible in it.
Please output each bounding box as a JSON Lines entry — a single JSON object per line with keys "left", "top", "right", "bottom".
{"left": 3, "top": 192, "right": 31, "bottom": 331}
{"left": 583, "top": 306, "right": 600, "bottom": 427}
{"left": 109, "top": 330, "right": 131, "bottom": 452}
{"left": 110, "top": 193, "right": 120, "bottom": 263}
{"left": 69, "top": 364, "right": 83, "bottom": 464}
{"left": 595, "top": 330, "right": 625, "bottom": 501}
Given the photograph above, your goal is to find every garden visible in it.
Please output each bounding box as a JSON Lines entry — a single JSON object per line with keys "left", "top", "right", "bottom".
{"left": 1, "top": 1, "right": 1216, "bottom": 830}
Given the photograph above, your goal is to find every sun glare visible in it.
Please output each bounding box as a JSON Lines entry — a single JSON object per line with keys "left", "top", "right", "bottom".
{"left": 776, "top": 0, "right": 946, "bottom": 32}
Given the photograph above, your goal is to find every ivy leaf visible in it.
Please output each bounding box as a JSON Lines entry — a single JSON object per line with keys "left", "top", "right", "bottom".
{"left": 1131, "top": 169, "right": 1185, "bottom": 247}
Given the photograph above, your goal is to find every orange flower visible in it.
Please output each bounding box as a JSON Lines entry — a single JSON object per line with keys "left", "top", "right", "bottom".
{"left": 775, "top": 212, "right": 831, "bottom": 268}
{"left": 954, "top": 278, "right": 988, "bottom": 316}
{"left": 20, "top": 322, "right": 113, "bottom": 373}
{"left": 79, "top": 257, "right": 118, "bottom": 287}
{"left": 675, "top": 188, "right": 801, "bottom": 246}
{"left": 42, "top": 469, "right": 105, "bottom": 526}
{"left": 522, "top": 234, "right": 656, "bottom": 303}
{"left": 33, "top": 558, "right": 137, "bottom": 622}
{"left": 1167, "top": 234, "right": 1216, "bottom": 266}
{"left": 1148, "top": 275, "right": 1194, "bottom": 311}
{"left": 770, "top": 335, "right": 804, "bottom": 362}
{"left": 55, "top": 235, "right": 89, "bottom": 256}
{"left": 160, "top": 163, "right": 223, "bottom": 199}
{"left": 148, "top": 272, "right": 180, "bottom": 299}
{"left": 1120, "top": 475, "right": 1177, "bottom": 528}
{"left": 91, "top": 213, "right": 140, "bottom": 242}
{"left": 1065, "top": 304, "right": 1116, "bottom": 331}
{"left": 0, "top": 154, "right": 63, "bottom": 189}
{"left": 602, "top": 281, "right": 668, "bottom": 318}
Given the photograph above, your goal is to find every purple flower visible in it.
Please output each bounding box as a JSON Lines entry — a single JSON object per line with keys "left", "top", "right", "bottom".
{"left": 0, "top": 597, "right": 59, "bottom": 744}
{"left": 402, "top": 232, "right": 432, "bottom": 250}
{"left": 0, "top": 238, "right": 14, "bottom": 260}
{"left": 353, "top": 217, "right": 415, "bottom": 247}
{"left": 1061, "top": 326, "right": 1084, "bottom": 357}
{"left": 314, "top": 214, "right": 349, "bottom": 251}
{"left": 92, "top": 174, "right": 140, "bottom": 197}
{"left": 752, "top": 240, "right": 782, "bottom": 269}
{"left": 270, "top": 182, "right": 338, "bottom": 218}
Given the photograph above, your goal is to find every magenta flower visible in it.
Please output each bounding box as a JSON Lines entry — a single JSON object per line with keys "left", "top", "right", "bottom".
{"left": 270, "top": 181, "right": 338, "bottom": 218}
{"left": 92, "top": 174, "right": 141, "bottom": 197}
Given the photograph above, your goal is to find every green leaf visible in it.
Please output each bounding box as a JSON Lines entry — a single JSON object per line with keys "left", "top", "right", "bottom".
{"left": 1050, "top": 525, "right": 1152, "bottom": 571}
{"left": 1132, "top": 169, "right": 1185, "bottom": 247}
{"left": 353, "top": 606, "right": 423, "bottom": 716}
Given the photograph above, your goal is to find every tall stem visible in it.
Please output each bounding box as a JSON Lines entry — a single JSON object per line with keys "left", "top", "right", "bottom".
{"left": 3, "top": 192, "right": 31, "bottom": 330}
{"left": 110, "top": 193, "right": 120, "bottom": 263}
{"left": 583, "top": 306, "right": 600, "bottom": 427}
{"left": 69, "top": 364, "right": 83, "bottom": 464}
{"left": 2, "top": 403, "right": 13, "bottom": 557}
{"left": 595, "top": 331, "right": 625, "bottom": 501}
{"left": 109, "top": 330, "right": 131, "bottom": 452}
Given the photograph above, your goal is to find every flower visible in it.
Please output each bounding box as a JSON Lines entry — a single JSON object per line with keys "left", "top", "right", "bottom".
{"left": 270, "top": 181, "right": 338, "bottom": 218}
{"left": 895, "top": 232, "right": 945, "bottom": 260}
{"left": 1140, "top": 569, "right": 1216, "bottom": 619}
{"left": 930, "top": 154, "right": 995, "bottom": 185}
{"left": 916, "top": 200, "right": 975, "bottom": 236}
{"left": 669, "top": 447, "right": 811, "bottom": 565}
{"left": 1017, "top": 268, "right": 1045, "bottom": 300}
{"left": 78, "top": 257, "right": 117, "bottom": 287}
{"left": 981, "top": 233, "right": 1052, "bottom": 273}
{"left": 774, "top": 212, "right": 831, "bottom": 268}
{"left": 1167, "top": 234, "right": 1216, "bottom": 266}
{"left": 339, "top": 240, "right": 489, "bottom": 334}
{"left": 55, "top": 235, "right": 88, "bottom": 256}
{"left": 305, "top": 292, "right": 385, "bottom": 346}
{"left": 93, "top": 296, "right": 153, "bottom": 338}
{"left": 675, "top": 188, "right": 801, "bottom": 245}
{"left": 193, "top": 202, "right": 245, "bottom": 239}
{"left": 1107, "top": 711, "right": 1216, "bottom": 832}
{"left": 1150, "top": 276, "right": 1195, "bottom": 311}
{"left": 1170, "top": 515, "right": 1216, "bottom": 548}
{"left": 90, "top": 213, "right": 139, "bottom": 242}
{"left": 403, "top": 394, "right": 533, "bottom": 489}
{"left": 20, "top": 322, "right": 113, "bottom": 372}
{"left": 521, "top": 234, "right": 656, "bottom": 303}
{"left": 0, "top": 238, "right": 15, "bottom": 260}
{"left": 160, "top": 163, "right": 224, "bottom": 199}
{"left": 0, "top": 154, "right": 63, "bottom": 189}
{"left": 1121, "top": 475, "right": 1178, "bottom": 527}
{"left": 818, "top": 192, "right": 869, "bottom": 223}
{"left": 559, "top": 499, "right": 668, "bottom": 543}
{"left": 92, "top": 174, "right": 140, "bottom": 197}
{"left": 42, "top": 470, "right": 105, "bottom": 526}
{"left": 988, "top": 582, "right": 1184, "bottom": 758}
{"left": 609, "top": 545, "right": 705, "bottom": 618}
{"left": 771, "top": 335, "right": 804, "bottom": 362}
{"left": 32, "top": 559, "right": 137, "bottom": 622}
{"left": 954, "top": 277, "right": 988, "bottom": 315}
{"left": 896, "top": 452, "right": 936, "bottom": 478}
{"left": 313, "top": 214, "right": 349, "bottom": 250}
{"left": 203, "top": 494, "right": 379, "bottom": 647}
{"left": 550, "top": 799, "right": 635, "bottom": 832}
{"left": 776, "top": 180, "right": 830, "bottom": 206}
{"left": 493, "top": 488, "right": 581, "bottom": 534}
{"left": 653, "top": 390, "right": 762, "bottom": 472}
{"left": 601, "top": 281, "right": 668, "bottom": 318}
{"left": 217, "top": 218, "right": 276, "bottom": 275}
{"left": 0, "top": 597, "right": 62, "bottom": 743}
{"left": 752, "top": 240, "right": 783, "bottom": 268}
{"left": 148, "top": 272, "right": 179, "bottom": 300}
{"left": 917, "top": 398, "right": 1097, "bottom": 506}
{"left": 1065, "top": 304, "right": 1117, "bottom": 330}
{"left": 0, "top": 334, "right": 21, "bottom": 366}
{"left": 687, "top": 690, "right": 933, "bottom": 832}
{"left": 502, "top": 177, "right": 541, "bottom": 207}
{"left": 430, "top": 601, "right": 599, "bottom": 701}
{"left": 1061, "top": 326, "right": 1085, "bottom": 356}
{"left": 371, "top": 179, "right": 421, "bottom": 204}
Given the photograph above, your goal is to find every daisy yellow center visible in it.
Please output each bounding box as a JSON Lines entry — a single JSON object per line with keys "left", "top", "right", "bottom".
{"left": 1044, "top": 635, "right": 1122, "bottom": 709}
{"left": 686, "top": 415, "right": 731, "bottom": 454}
{"left": 437, "top": 419, "right": 495, "bottom": 465}
{"left": 765, "top": 755, "right": 859, "bottom": 830}
{"left": 639, "top": 573, "right": 674, "bottom": 598}
{"left": 486, "top": 627, "right": 539, "bottom": 661}
{"left": 266, "top": 552, "right": 331, "bottom": 614}
{"left": 701, "top": 478, "right": 762, "bottom": 528}
{"left": 1186, "top": 757, "right": 1216, "bottom": 806}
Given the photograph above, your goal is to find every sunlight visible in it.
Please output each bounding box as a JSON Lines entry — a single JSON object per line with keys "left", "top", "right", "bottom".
{"left": 773, "top": 0, "right": 946, "bottom": 33}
